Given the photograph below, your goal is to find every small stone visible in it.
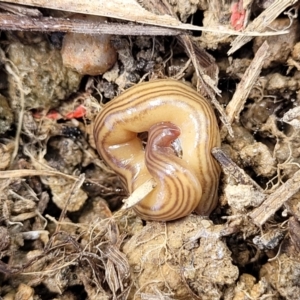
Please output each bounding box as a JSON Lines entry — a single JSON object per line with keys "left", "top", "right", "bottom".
{"left": 61, "top": 14, "right": 117, "bottom": 76}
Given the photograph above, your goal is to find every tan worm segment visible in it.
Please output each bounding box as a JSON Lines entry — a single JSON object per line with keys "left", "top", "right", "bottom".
{"left": 93, "top": 79, "right": 221, "bottom": 221}
{"left": 143, "top": 122, "right": 202, "bottom": 221}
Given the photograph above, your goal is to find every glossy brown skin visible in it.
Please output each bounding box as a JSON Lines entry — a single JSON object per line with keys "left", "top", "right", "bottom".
{"left": 94, "top": 79, "right": 221, "bottom": 221}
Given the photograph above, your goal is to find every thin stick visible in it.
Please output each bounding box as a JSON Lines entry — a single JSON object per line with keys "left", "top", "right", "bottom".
{"left": 249, "top": 169, "right": 300, "bottom": 226}
{"left": 221, "top": 41, "right": 269, "bottom": 138}
{"left": 212, "top": 147, "right": 264, "bottom": 193}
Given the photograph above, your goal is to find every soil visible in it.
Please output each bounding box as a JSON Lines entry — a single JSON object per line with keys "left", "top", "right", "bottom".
{"left": 0, "top": 1, "right": 300, "bottom": 300}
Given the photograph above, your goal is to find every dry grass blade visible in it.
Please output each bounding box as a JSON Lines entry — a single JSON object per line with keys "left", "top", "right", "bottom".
{"left": 0, "top": 169, "right": 78, "bottom": 180}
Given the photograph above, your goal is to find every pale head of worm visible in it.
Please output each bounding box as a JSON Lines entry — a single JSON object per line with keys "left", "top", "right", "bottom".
{"left": 93, "top": 79, "right": 221, "bottom": 221}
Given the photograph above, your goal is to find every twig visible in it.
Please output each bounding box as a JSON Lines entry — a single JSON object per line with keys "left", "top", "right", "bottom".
{"left": 212, "top": 147, "right": 265, "bottom": 193}
{"left": 221, "top": 41, "right": 269, "bottom": 138}
{"left": 249, "top": 169, "right": 300, "bottom": 226}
